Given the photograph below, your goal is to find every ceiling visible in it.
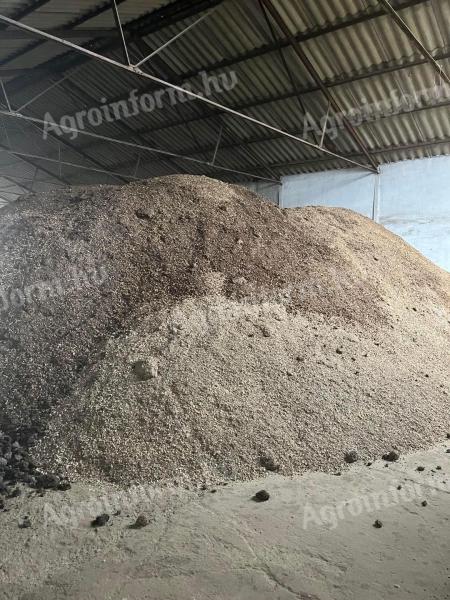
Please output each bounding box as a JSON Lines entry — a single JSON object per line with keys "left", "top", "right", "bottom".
{"left": 0, "top": 0, "right": 449, "bottom": 205}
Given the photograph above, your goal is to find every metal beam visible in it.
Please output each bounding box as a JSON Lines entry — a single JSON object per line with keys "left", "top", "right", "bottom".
{"left": 0, "top": 92, "right": 127, "bottom": 185}
{"left": 2, "top": 150, "right": 143, "bottom": 182}
{"left": 0, "top": 0, "right": 431, "bottom": 180}
{"left": 132, "top": 93, "right": 450, "bottom": 166}
{"left": 133, "top": 34, "right": 279, "bottom": 180}
{"left": 250, "top": 137, "right": 450, "bottom": 172}
{"left": 0, "top": 15, "right": 376, "bottom": 173}
{"left": 0, "top": 110, "right": 281, "bottom": 183}
{"left": 76, "top": 83, "right": 450, "bottom": 177}
{"left": 6, "top": 0, "right": 224, "bottom": 96}
{"left": 100, "top": 135, "right": 450, "bottom": 180}
{"left": 212, "top": 51, "right": 450, "bottom": 128}
{"left": 6, "top": 50, "right": 447, "bottom": 184}
{"left": 182, "top": 0, "right": 427, "bottom": 79}
{"left": 134, "top": 7, "right": 218, "bottom": 68}
{"left": 0, "top": 28, "right": 119, "bottom": 41}
{"left": 0, "top": 141, "right": 70, "bottom": 185}
{"left": 4, "top": 0, "right": 428, "bottom": 97}
{"left": 379, "top": 0, "right": 450, "bottom": 86}
{"left": 65, "top": 3, "right": 442, "bottom": 143}
{"left": 132, "top": 36, "right": 208, "bottom": 173}
{"left": 0, "top": 0, "right": 436, "bottom": 183}
{"left": 100, "top": 91, "right": 450, "bottom": 176}
{"left": 257, "top": 0, "right": 322, "bottom": 150}
{"left": 56, "top": 73, "right": 188, "bottom": 176}
{"left": 4, "top": 114, "right": 449, "bottom": 186}
{"left": 260, "top": 0, "right": 378, "bottom": 170}
{"left": 0, "top": 0, "right": 128, "bottom": 71}
{"left": 71, "top": 46, "right": 450, "bottom": 145}
{"left": 111, "top": 0, "right": 131, "bottom": 66}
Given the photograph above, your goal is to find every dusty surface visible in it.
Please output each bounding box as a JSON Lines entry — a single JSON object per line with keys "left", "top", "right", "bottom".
{"left": 0, "top": 174, "right": 449, "bottom": 485}
{"left": 35, "top": 294, "right": 450, "bottom": 485}
{"left": 0, "top": 446, "right": 449, "bottom": 600}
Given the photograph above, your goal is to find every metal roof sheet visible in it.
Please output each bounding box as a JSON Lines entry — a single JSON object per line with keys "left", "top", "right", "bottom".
{"left": 0, "top": 0, "right": 449, "bottom": 192}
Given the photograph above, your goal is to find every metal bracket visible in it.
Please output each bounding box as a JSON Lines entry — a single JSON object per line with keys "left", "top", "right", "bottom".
{"left": 319, "top": 102, "right": 331, "bottom": 149}
{"left": 134, "top": 7, "right": 218, "bottom": 69}
{"left": 111, "top": 0, "right": 131, "bottom": 66}
{"left": 0, "top": 78, "right": 12, "bottom": 113}
{"left": 210, "top": 124, "right": 223, "bottom": 166}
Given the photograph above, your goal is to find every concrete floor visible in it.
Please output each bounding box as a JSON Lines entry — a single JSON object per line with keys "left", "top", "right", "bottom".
{"left": 0, "top": 445, "right": 449, "bottom": 600}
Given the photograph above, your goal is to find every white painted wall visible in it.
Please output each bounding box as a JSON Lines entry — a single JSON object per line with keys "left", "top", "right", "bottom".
{"left": 281, "top": 168, "right": 375, "bottom": 217}
{"left": 280, "top": 156, "right": 450, "bottom": 272}
{"left": 239, "top": 180, "right": 280, "bottom": 205}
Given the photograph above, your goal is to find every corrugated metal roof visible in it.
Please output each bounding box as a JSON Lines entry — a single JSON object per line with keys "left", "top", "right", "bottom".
{"left": 0, "top": 0, "right": 449, "bottom": 192}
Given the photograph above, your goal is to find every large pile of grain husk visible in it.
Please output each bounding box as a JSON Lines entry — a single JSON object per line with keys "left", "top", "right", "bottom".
{"left": 0, "top": 175, "right": 449, "bottom": 485}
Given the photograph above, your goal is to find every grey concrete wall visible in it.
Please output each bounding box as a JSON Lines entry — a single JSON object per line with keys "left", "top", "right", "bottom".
{"left": 280, "top": 156, "right": 450, "bottom": 272}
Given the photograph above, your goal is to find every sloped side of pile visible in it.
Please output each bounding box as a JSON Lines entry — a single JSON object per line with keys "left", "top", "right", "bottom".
{"left": 34, "top": 293, "right": 450, "bottom": 485}
{"left": 0, "top": 174, "right": 449, "bottom": 484}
